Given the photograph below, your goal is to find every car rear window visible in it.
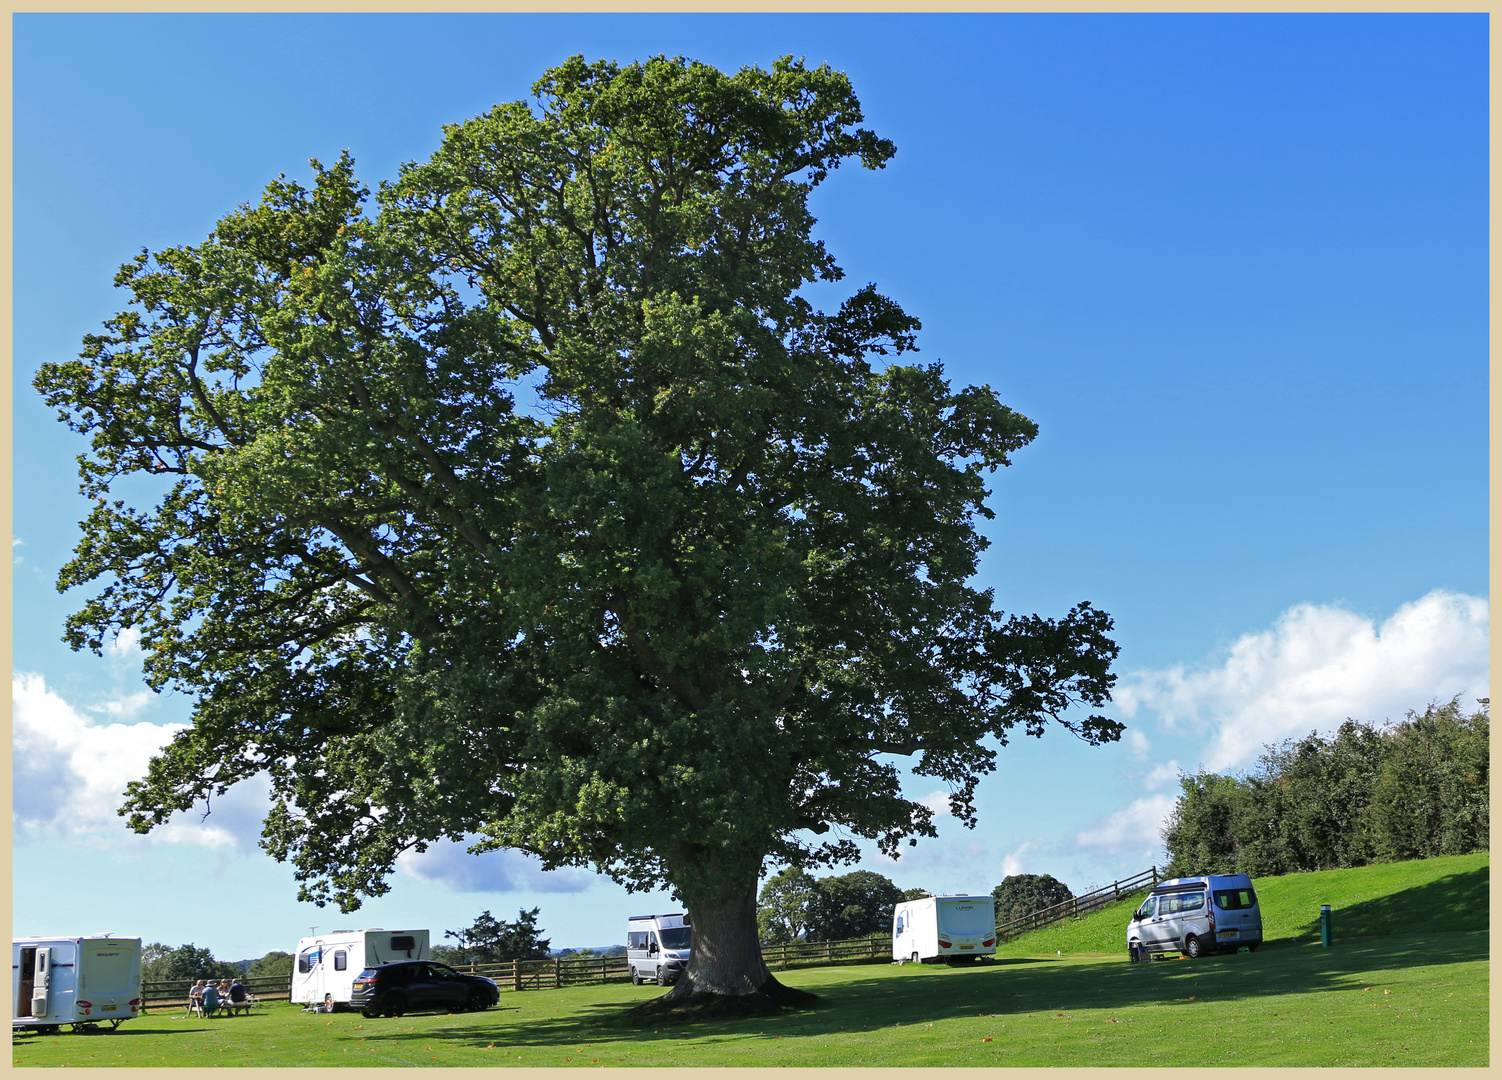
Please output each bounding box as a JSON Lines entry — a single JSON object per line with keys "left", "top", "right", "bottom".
{"left": 1214, "top": 888, "right": 1257, "bottom": 911}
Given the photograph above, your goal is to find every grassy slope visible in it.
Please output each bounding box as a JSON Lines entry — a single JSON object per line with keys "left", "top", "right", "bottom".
{"left": 995, "top": 851, "right": 1489, "bottom": 957}
{"left": 12, "top": 854, "right": 1488, "bottom": 1068}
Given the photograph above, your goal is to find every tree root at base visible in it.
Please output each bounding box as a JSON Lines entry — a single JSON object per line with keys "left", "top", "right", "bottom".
{"left": 626, "top": 977, "right": 819, "bottom": 1023}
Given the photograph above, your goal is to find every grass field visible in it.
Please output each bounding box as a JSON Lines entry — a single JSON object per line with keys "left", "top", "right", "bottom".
{"left": 12, "top": 854, "right": 1488, "bottom": 1068}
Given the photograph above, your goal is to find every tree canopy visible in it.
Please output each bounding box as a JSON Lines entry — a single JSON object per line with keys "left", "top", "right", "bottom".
{"left": 442, "top": 908, "right": 551, "bottom": 964}
{"left": 1162, "top": 698, "right": 1489, "bottom": 877}
{"left": 991, "top": 873, "right": 1074, "bottom": 924}
{"left": 36, "top": 53, "right": 1120, "bottom": 1013}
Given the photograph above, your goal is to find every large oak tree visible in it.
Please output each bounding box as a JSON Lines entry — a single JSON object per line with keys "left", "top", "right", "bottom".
{"left": 36, "top": 55, "right": 1121, "bottom": 1015}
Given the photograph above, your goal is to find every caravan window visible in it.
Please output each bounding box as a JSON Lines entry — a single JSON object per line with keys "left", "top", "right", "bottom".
{"left": 390, "top": 936, "right": 416, "bottom": 953}
{"left": 299, "top": 948, "right": 321, "bottom": 974}
{"left": 334, "top": 949, "right": 348, "bottom": 971}
{"left": 895, "top": 915, "right": 905, "bottom": 935}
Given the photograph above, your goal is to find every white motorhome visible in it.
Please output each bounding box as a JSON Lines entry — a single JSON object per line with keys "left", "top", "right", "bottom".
{"left": 12, "top": 935, "right": 143, "bottom": 1033}
{"left": 892, "top": 895, "right": 997, "bottom": 964}
{"left": 625, "top": 913, "right": 692, "bottom": 986}
{"left": 291, "top": 929, "right": 429, "bottom": 1009}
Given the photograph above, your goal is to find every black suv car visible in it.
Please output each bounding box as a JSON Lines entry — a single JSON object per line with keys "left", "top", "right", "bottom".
{"left": 350, "top": 961, "right": 499, "bottom": 1018}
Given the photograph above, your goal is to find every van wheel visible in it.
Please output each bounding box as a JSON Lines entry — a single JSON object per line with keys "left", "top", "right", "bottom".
{"left": 630, "top": 967, "right": 642, "bottom": 986}
{"left": 656, "top": 966, "right": 669, "bottom": 986}
{"left": 1184, "top": 935, "right": 1203, "bottom": 959}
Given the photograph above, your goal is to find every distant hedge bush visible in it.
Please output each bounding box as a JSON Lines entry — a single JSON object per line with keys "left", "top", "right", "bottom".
{"left": 1163, "top": 697, "right": 1488, "bottom": 877}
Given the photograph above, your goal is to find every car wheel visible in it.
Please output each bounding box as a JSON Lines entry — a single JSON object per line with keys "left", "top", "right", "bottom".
{"left": 385, "top": 993, "right": 407, "bottom": 1018}
{"left": 467, "top": 990, "right": 490, "bottom": 1012}
{"left": 1184, "top": 934, "right": 1203, "bottom": 959}
{"left": 361, "top": 1007, "right": 380, "bottom": 1019}
{"left": 630, "top": 966, "right": 641, "bottom": 986}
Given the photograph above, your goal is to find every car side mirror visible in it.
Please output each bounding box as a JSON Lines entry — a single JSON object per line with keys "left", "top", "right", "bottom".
{"left": 1131, "top": 912, "right": 1141, "bottom": 921}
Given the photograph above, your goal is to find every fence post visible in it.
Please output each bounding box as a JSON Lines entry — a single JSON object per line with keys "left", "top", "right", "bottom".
{"left": 554, "top": 958, "right": 561, "bottom": 989}
{"left": 512, "top": 960, "right": 521, "bottom": 992}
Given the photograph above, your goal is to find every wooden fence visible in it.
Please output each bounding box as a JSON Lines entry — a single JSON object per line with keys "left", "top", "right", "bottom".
{"left": 992, "top": 866, "right": 1160, "bottom": 941}
{"left": 141, "top": 974, "right": 294, "bottom": 1010}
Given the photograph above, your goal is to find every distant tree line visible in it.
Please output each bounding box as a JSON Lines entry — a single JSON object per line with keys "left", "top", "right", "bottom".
{"left": 141, "top": 943, "right": 292, "bottom": 983}
{"left": 1163, "top": 698, "right": 1489, "bottom": 877}
{"left": 430, "top": 907, "right": 552, "bottom": 966}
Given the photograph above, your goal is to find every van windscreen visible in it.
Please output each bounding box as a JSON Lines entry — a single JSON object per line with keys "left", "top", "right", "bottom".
{"left": 658, "top": 928, "right": 692, "bottom": 949}
{"left": 1213, "top": 889, "right": 1256, "bottom": 911}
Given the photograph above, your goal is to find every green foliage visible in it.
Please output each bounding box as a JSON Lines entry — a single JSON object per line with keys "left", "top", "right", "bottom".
{"left": 758, "top": 867, "right": 818, "bottom": 945}
{"left": 1163, "top": 699, "right": 1488, "bottom": 877}
{"left": 35, "top": 53, "right": 1119, "bottom": 993}
{"left": 805, "top": 870, "right": 905, "bottom": 941}
{"left": 140, "top": 942, "right": 240, "bottom": 984}
{"left": 444, "top": 908, "right": 551, "bottom": 963}
{"left": 246, "top": 951, "right": 294, "bottom": 980}
{"left": 991, "top": 873, "right": 1074, "bottom": 923}
{"left": 899, "top": 887, "right": 931, "bottom": 901}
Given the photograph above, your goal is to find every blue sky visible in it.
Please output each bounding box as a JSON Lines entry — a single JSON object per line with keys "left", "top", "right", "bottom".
{"left": 12, "top": 13, "right": 1488, "bottom": 961}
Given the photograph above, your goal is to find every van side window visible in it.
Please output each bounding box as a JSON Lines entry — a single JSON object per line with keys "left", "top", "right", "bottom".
{"left": 1179, "top": 893, "right": 1205, "bottom": 912}
{"left": 627, "top": 931, "right": 647, "bottom": 950}
{"left": 1135, "top": 897, "right": 1155, "bottom": 919}
{"left": 1214, "top": 889, "right": 1256, "bottom": 910}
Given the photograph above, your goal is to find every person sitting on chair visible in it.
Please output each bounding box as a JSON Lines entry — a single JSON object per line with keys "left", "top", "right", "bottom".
{"left": 200, "top": 980, "right": 221, "bottom": 1018}
{"left": 188, "top": 979, "right": 206, "bottom": 1017}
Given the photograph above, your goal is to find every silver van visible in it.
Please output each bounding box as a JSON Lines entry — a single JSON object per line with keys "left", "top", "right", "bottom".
{"left": 1127, "top": 874, "right": 1263, "bottom": 959}
{"left": 626, "top": 913, "right": 691, "bottom": 986}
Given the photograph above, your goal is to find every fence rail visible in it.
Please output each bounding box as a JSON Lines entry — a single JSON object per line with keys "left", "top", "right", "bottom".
{"left": 141, "top": 867, "right": 1160, "bottom": 1007}
{"left": 993, "top": 866, "right": 1160, "bottom": 941}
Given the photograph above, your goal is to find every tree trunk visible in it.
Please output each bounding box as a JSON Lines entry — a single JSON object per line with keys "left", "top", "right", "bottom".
{"left": 630, "top": 866, "right": 817, "bottom": 1021}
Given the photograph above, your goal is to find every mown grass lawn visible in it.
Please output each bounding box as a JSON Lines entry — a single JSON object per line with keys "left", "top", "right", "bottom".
{"left": 12, "top": 929, "right": 1486, "bottom": 1067}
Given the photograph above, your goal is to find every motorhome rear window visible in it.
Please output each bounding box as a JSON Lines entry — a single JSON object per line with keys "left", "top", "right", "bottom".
{"left": 1213, "top": 889, "right": 1257, "bottom": 911}
{"left": 390, "top": 936, "right": 417, "bottom": 952}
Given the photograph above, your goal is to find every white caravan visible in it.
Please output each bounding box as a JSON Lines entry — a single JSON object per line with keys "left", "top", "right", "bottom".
{"left": 291, "top": 929, "right": 429, "bottom": 1009}
{"left": 12, "top": 935, "right": 143, "bottom": 1033}
{"left": 892, "top": 895, "right": 997, "bottom": 964}
{"left": 625, "top": 913, "right": 692, "bottom": 986}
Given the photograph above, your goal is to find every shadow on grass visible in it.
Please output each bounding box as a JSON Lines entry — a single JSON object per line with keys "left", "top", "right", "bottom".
{"left": 1288, "top": 867, "right": 1489, "bottom": 939}
{"left": 357, "top": 929, "right": 1484, "bottom": 1052}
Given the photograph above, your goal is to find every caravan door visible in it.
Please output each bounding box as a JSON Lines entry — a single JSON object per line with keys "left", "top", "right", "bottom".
{"left": 31, "top": 948, "right": 52, "bottom": 1020}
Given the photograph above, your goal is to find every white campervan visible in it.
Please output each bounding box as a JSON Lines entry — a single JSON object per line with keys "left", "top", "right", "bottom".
{"left": 892, "top": 895, "right": 997, "bottom": 964}
{"left": 625, "top": 913, "right": 691, "bottom": 986}
{"left": 12, "top": 935, "right": 143, "bottom": 1033}
{"left": 291, "top": 929, "right": 429, "bottom": 1009}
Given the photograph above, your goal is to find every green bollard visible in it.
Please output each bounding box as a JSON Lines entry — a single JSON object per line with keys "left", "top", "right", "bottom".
{"left": 1319, "top": 904, "right": 1332, "bottom": 946}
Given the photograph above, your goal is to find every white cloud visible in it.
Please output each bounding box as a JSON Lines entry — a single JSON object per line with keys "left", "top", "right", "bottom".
{"left": 104, "top": 627, "right": 142, "bottom": 661}
{"left": 1142, "top": 760, "right": 1183, "bottom": 792}
{"left": 915, "top": 790, "right": 954, "bottom": 818}
{"left": 11, "top": 672, "right": 266, "bottom": 849}
{"left": 1074, "top": 794, "right": 1175, "bottom": 862}
{"left": 397, "top": 840, "right": 596, "bottom": 895}
{"left": 1000, "top": 838, "right": 1043, "bottom": 878}
{"left": 1115, "top": 590, "right": 1489, "bottom": 772}
{"left": 1124, "top": 729, "right": 1151, "bottom": 760}
{"left": 86, "top": 690, "right": 154, "bottom": 720}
